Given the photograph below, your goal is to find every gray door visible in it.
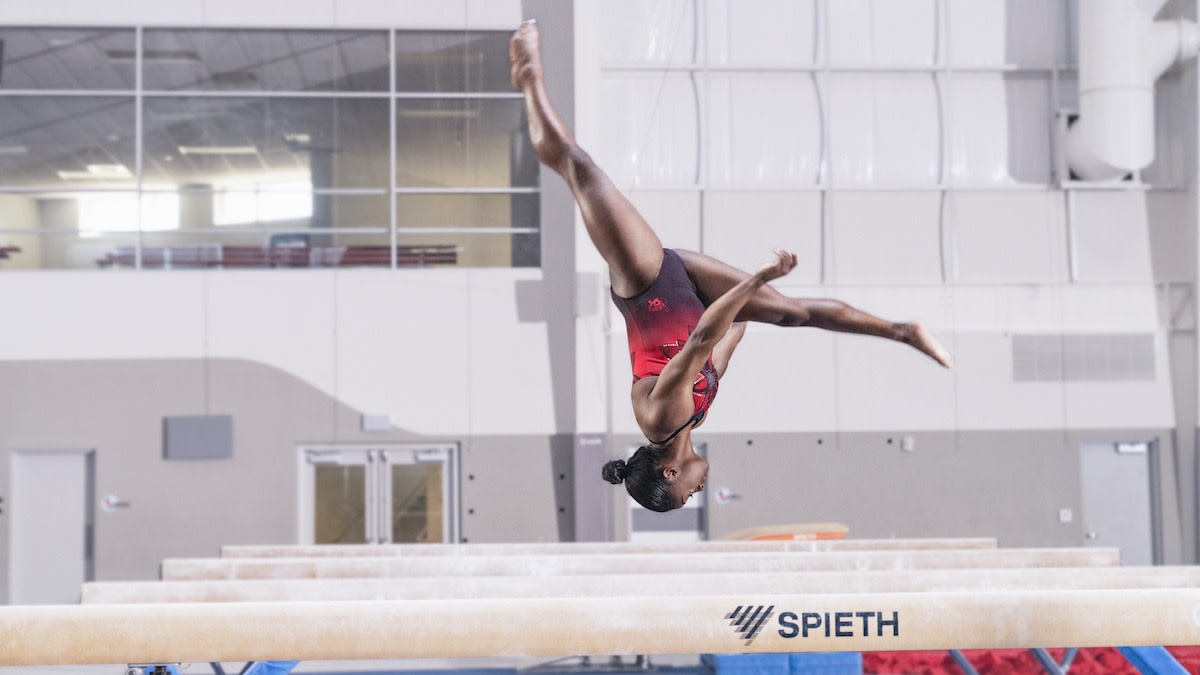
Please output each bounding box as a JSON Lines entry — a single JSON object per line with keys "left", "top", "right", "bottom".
{"left": 9, "top": 449, "right": 95, "bottom": 604}
{"left": 1079, "top": 441, "right": 1155, "bottom": 565}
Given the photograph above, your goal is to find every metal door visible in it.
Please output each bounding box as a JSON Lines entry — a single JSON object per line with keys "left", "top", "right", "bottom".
{"left": 1079, "top": 440, "right": 1157, "bottom": 565}
{"left": 9, "top": 449, "right": 95, "bottom": 604}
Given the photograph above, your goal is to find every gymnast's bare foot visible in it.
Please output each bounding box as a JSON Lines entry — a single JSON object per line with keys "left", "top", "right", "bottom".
{"left": 509, "top": 20, "right": 542, "bottom": 91}
{"left": 902, "top": 321, "right": 954, "bottom": 368}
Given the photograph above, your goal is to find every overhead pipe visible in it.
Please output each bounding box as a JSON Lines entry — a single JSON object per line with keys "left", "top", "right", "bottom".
{"left": 1065, "top": 0, "right": 1200, "bottom": 181}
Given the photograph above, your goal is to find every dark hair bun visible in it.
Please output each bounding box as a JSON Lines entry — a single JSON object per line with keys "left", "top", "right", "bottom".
{"left": 601, "top": 459, "right": 628, "bottom": 484}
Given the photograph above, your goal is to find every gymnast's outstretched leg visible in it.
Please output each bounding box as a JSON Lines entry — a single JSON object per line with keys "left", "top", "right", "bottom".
{"left": 675, "top": 250, "right": 954, "bottom": 367}
{"left": 510, "top": 20, "right": 663, "bottom": 299}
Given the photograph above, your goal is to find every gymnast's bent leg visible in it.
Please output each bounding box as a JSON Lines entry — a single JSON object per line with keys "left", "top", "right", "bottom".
{"left": 510, "top": 20, "right": 663, "bottom": 299}
{"left": 674, "top": 250, "right": 954, "bottom": 367}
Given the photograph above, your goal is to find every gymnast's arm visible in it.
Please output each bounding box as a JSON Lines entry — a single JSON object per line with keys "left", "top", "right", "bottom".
{"left": 645, "top": 251, "right": 797, "bottom": 413}
{"left": 710, "top": 322, "right": 747, "bottom": 379}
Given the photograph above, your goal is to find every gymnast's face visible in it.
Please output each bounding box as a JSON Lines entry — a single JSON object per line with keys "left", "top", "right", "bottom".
{"left": 671, "top": 454, "right": 709, "bottom": 509}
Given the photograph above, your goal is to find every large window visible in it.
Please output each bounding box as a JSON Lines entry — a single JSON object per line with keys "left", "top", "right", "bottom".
{"left": 0, "top": 27, "right": 538, "bottom": 270}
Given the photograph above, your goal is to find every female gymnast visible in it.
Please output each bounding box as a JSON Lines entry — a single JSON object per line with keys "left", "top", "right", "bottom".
{"left": 509, "top": 20, "right": 954, "bottom": 513}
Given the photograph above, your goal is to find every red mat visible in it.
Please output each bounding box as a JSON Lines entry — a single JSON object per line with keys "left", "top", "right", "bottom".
{"left": 864, "top": 646, "right": 1200, "bottom": 674}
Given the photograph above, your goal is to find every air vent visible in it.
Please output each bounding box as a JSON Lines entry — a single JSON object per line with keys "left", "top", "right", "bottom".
{"left": 210, "top": 70, "right": 257, "bottom": 84}
{"left": 1012, "top": 334, "right": 1155, "bottom": 382}
{"left": 105, "top": 49, "right": 200, "bottom": 63}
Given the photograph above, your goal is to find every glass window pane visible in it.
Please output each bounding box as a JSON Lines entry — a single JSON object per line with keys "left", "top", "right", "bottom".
{"left": 135, "top": 232, "right": 429, "bottom": 269}
{"left": 396, "top": 98, "right": 535, "bottom": 188}
{"left": 158, "top": 190, "right": 388, "bottom": 230}
{"left": 314, "top": 465, "right": 367, "bottom": 545}
{"left": 389, "top": 463, "right": 444, "bottom": 543}
{"left": 394, "top": 31, "right": 514, "bottom": 93}
{"left": 0, "top": 28, "right": 136, "bottom": 90}
{"left": 0, "top": 227, "right": 137, "bottom": 271}
{"left": 142, "top": 29, "right": 389, "bottom": 92}
{"left": 142, "top": 97, "right": 389, "bottom": 189}
{"left": 0, "top": 96, "right": 136, "bottom": 188}
{"left": 395, "top": 192, "right": 539, "bottom": 268}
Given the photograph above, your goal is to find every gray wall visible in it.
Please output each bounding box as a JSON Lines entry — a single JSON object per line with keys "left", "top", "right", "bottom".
{"left": 609, "top": 430, "right": 1172, "bottom": 552}
{"left": 0, "top": 359, "right": 573, "bottom": 602}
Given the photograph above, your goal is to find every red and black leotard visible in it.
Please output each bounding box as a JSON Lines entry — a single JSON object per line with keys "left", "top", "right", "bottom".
{"left": 611, "top": 249, "right": 719, "bottom": 444}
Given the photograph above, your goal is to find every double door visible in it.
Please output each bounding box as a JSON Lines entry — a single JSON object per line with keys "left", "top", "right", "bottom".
{"left": 300, "top": 444, "right": 459, "bottom": 545}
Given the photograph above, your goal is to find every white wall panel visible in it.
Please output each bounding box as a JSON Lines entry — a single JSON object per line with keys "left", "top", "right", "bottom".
{"left": 467, "top": 270, "right": 556, "bottom": 434}
{"left": 0, "top": 0, "right": 204, "bottom": 25}
{"left": 952, "top": 285, "right": 1061, "bottom": 333}
{"left": 335, "top": 0, "right": 519, "bottom": 29}
{"left": 0, "top": 272, "right": 205, "bottom": 360}
{"left": 202, "top": 0, "right": 333, "bottom": 27}
{"left": 0, "top": 0, "right": 519, "bottom": 29}
{"left": 698, "top": 326, "right": 838, "bottom": 433}
{"left": 1071, "top": 191, "right": 1154, "bottom": 284}
{"left": 205, "top": 271, "right": 335, "bottom": 396}
{"left": 598, "top": 75, "right": 699, "bottom": 186}
{"left": 599, "top": 0, "right": 695, "bottom": 64}
{"left": 706, "top": 76, "right": 822, "bottom": 186}
{"left": 948, "top": 76, "right": 1052, "bottom": 185}
{"left": 701, "top": 190, "right": 822, "bottom": 283}
{"left": 829, "top": 76, "right": 940, "bottom": 185}
{"left": 1059, "top": 285, "right": 1159, "bottom": 332}
{"left": 947, "top": 0, "right": 1065, "bottom": 67}
{"left": 625, "top": 190, "right": 701, "bottom": 251}
{"left": 334, "top": 270, "right": 469, "bottom": 434}
{"left": 1064, "top": 336, "right": 1175, "bottom": 428}
{"left": 953, "top": 332, "right": 1067, "bottom": 429}
{"left": 833, "top": 332, "right": 958, "bottom": 431}
{"left": 950, "top": 191, "right": 1067, "bottom": 283}
{"left": 705, "top": 0, "right": 817, "bottom": 66}
{"left": 946, "top": 0, "right": 1007, "bottom": 65}
{"left": 828, "top": 0, "right": 937, "bottom": 65}
{"left": 825, "top": 286, "right": 956, "bottom": 430}
{"left": 830, "top": 191, "right": 943, "bottom": 284}
{"left": 460, "top": 0, "right": 523, "bottom": 31}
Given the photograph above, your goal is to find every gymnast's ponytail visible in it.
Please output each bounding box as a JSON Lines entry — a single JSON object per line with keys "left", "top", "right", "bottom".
{"left": 601, "top": 445, "right": 675, "bottom": 512}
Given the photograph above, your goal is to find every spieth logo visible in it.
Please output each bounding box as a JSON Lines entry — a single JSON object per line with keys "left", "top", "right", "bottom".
{"left": 726, "top": 605, "right": 775, "bottom": 646}
{"left": 724, "top": 605, "right": 901, "bottom": 646}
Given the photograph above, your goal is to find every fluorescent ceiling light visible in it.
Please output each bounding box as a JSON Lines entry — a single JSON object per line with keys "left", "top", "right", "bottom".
{"left": 178, "top": 145, "right": 259, "bottom": 156}
{"left": 397, "top": 109, "right": 480, "bottom": 120}
{"left": 57, "top": 164, "right": 132, "bottom": 180}
{"left": 0, "top": 146, "right": 28, "bottom": 155}
{"left": 283, "top": 133, "right": 312, "bottom": 144}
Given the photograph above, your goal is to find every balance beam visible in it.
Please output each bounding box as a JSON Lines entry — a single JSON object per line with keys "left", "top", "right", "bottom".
{"left": 220, "top": 538, "right": 998, "bottom": 558}
{"left": 83, "top": 566, "right": 1200, "bottom": 604}
{"left": 161, "top": 548, "right": 1119, "bottom": 581}
{"left": 4, "top": 589, "right": 1200, "bottom": 665}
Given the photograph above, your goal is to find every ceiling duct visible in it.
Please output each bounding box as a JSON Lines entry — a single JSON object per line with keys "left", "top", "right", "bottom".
{"left": 1065, "top": 0, "right": 1199, "bottom": 181}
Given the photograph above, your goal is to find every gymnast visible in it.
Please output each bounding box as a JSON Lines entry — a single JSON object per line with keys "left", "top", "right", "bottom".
{"left": 509, "top": 20, "right": 954, "bottom": 513}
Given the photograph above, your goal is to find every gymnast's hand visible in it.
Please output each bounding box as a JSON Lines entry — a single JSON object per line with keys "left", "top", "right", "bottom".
{"left": 754, "top": 249, "right": 798, "bottom": 283}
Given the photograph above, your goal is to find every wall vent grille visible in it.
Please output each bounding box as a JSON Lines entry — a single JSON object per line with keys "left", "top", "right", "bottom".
{"left": 1012, "top": 334, "right": 1155, "bottom": 382}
